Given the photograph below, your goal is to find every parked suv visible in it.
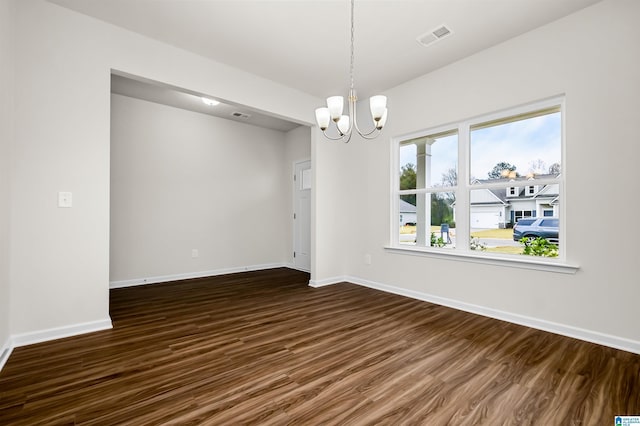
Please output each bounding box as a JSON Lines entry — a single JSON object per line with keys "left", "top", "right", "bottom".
{"left": 513, "top": 217, "right": 559, "bottom": 244}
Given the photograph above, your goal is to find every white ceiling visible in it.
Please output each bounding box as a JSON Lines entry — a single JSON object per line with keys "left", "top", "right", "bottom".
{"left": 50, "top": 0, "right": 601, "bottom": 130}
{"left": 48, "top": 0, "right": 601, "bottom": 99}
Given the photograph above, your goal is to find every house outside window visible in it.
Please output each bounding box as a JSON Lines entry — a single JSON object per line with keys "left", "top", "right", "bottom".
{"left": 392, "top": 97, "right": 564, "bottom": 263}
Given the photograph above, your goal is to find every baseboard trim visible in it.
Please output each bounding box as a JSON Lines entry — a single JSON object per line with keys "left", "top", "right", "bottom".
{"left": 0, "top": 336, "right": 13, "bottom": 372}
{"left": 308, "top": 276, "right": 347, "bottom": 288}
{"left": 316, "top": 275, "right": 640, "bottom": 355}
{"left": 110, "top": 263, "right": 288, "bottom": 289}
{"left": 11, "top": 318, "right": 113, "bottom": 349}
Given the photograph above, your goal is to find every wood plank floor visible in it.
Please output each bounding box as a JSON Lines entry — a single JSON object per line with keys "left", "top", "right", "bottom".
{"left": 1, "top": 268, "right": 638, "bottom": 425}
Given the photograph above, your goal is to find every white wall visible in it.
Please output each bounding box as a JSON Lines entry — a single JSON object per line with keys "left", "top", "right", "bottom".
{"left": 10, "top": 0, "right": 319, "bottom": 338}
{"left": 320, "top": 0, "right": 640, "bottom": 348}
{"left": 110, "top": 94, "right": 296, "bottom": 283}
{"left": 310, "top": 130, "right": 355, "bottom": 284}
{"left": 0, "top": 0, "right": 15, "bottom": 356}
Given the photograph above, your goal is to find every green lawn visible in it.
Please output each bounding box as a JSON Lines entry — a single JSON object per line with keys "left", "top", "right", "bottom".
{"left": 400, "top": 225, "right": 524, "bottom": 254}
{"left": 400, "top": 225, "right": 452, "bottom": 234}
{"left": 484, "top": 245, "right": 523, "bottom": 255}
{"left": 402, "top": 226, "right": 514, "bottom": 239}
{"left": 399, "top": 225, "right": 417, "bottom": 235}
{"left": 470, "top": 228, "right": 522, "bottom": 253}
{"left": 470, "top": 228, "right": 514, "bottom": 239}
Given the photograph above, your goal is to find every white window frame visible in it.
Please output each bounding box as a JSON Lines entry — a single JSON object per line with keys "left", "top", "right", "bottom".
{"left": 387, "top": 96, "right": 578, "bottom": 274}
{"left": 526, "top": 185, "right": 537, "bottom": 196}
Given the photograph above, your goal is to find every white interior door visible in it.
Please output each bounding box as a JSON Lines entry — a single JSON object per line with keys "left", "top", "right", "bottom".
{"left": 294, "top": 160, "right": 311, "bottom": 272}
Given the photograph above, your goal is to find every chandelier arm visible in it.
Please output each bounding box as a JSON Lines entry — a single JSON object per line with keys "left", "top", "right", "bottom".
{"left": 350, "top": 96, "right": 380, "bottom": 138}
{"left": 321, "top": 129, "right": 350, "bottom": 141}
{"left": 352, "top": 115, "right": 379, "bottom": 138}
{"left": 358, "top": 128, "right": 382, "bottom": 140}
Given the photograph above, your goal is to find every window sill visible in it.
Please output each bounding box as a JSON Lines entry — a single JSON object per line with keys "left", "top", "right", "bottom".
{"left": 384, "top": 246, "right": 579, "bottom": 274}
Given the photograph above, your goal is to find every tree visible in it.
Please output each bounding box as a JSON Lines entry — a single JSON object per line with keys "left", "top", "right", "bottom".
{"left": 400, "top": 163, "right": 416, "bottom": 190}
{"left": 549, "top": 162, "right": 561, "bottom": 175}
{"left": 441, "top": 167, "right": 457, "bottom": 188}
{"left": 431, "top": 194, "right": 454, "bottom": 226}
{"left": 400, "top": 163, "right": 416, "bottom": 205}
{"left": 488, "top": 162, "right": 519, "bottom": 179}
{"left": 439, "top": 167, "right": 457, "bottom": 202}
{"left": 528, "top": 159, "right": 547, "bottom": 175}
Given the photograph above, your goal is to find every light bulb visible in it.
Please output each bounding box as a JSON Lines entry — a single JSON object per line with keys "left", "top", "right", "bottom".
{"left": 376, "top": 109, "right": 388, "bottom": 130}
{"left": 315, "top": 108, "right": 330, "bottom": 131}
{"left": 370, "top": 95, "right": 387, "bottom": 121}
{"left": 337, "top": 115, "right": 350, "bottom": 135}
{"left": 327, "top": 96, "right": 344, "bottom": 121}
{"left": 201, "top": 97, "right": 220, "bottom": 106}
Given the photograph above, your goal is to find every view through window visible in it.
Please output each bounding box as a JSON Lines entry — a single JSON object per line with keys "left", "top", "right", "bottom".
{"left": 395, "top": 99, "right": 563, "bottom": 260}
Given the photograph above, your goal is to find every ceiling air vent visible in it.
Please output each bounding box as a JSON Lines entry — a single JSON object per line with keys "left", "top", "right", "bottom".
{"left": 231, "top": 112, "right": 251, "bottom": 119}
{"left": 416, "top": 24, "right": 453, "bottom": 47}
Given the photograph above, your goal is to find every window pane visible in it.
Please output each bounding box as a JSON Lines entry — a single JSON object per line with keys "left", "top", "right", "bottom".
{"left": 539, "top": 218, "right": 558, "bottom": 227}
{"left": 399, "top": 192, "right": 455, "bottom": 249}
{"left": 399, "top": 143, "right": 418, "bottom": 190}
{"left": 399, "top": 131, "right": 457, "bottom": 190}
{"left": 469, "top": 188, "right": 560, "bottom": 257}
{"left": 399, "top": 195, "right": 417, "bottom": 245}
{"left": 301, "top": 168, "right": 311, "bottom": 190}
{"left": 470, "top": 110, "right": 561, "bottom": 184}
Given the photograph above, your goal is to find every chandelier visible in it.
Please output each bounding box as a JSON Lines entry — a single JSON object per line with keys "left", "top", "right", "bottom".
{"left": 314, "top": 0, "right": 388, "bottom": 143}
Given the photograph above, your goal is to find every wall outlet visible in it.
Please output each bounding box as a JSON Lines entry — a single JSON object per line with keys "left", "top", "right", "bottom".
{"left": 364, "top": 254, "right": 372, "bottom": 265}
{"left": 191, "top": 249, "right": 199, "bottom": 258}
{"left": 58, "top": 191, "right": 72, "bottom": 208}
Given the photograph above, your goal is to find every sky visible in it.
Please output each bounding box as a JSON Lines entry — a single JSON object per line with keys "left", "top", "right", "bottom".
{"left": 400, "top": 112, "right": 561, "bottom": 185}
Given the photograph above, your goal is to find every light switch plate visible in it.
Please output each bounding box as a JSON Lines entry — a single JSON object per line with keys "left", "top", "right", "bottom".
{"left": 58, "top": 192, "right": 72, "bottom": 208}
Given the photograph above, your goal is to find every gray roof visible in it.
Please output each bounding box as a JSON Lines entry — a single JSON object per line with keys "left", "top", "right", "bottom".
{"left": 471, "top": 173, "right": 559, "bottom": 184}
{"left": 471, "top": 173, "right": 560, "bottom": 203}
{"left": 399, "top": 199, "right": 416, "bottom": 213}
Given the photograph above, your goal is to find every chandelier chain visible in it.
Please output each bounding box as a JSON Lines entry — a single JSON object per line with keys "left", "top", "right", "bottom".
{"left": 349, "top": 0, "right": 355, "bottom": 91}
{"left": 314, "top": 0, "right": 387, "bottom": 142}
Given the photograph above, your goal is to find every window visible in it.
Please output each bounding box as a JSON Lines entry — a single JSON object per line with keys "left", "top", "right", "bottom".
{"left": 398, "top": 130, "right": 458, "bottom": 248}
{"left": 515, "top": 218, "right": 536, "bottom": 227}
{"left": 301, "top": 168, "right": 312, "bottom": 190}
{"left": 513, "top": 210, "right": 535, "bottom": 222}
{"left": 540, "top": 218, "right": 559, "bottom": 227}
{"left": 392, "top": 97, "right": 565, "bottom": 265}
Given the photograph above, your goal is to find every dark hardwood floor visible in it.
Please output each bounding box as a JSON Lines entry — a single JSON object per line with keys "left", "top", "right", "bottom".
{"left": 1, "top": 268, "right": 638, "bottom": 425}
